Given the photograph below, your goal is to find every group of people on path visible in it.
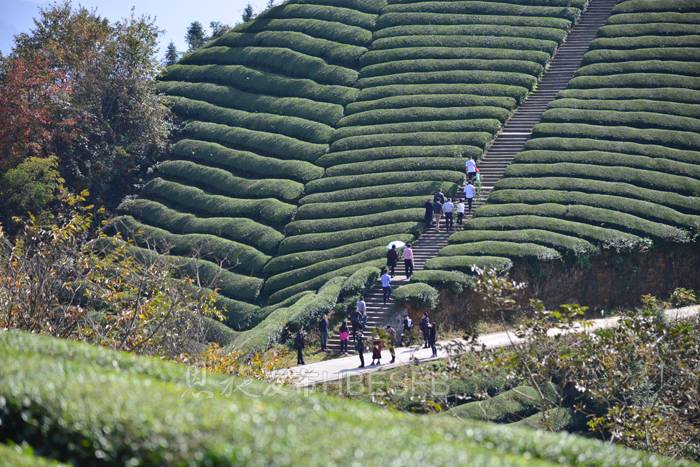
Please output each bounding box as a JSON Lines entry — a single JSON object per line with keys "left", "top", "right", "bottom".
{"left": 424, "top": 157, "right": 480, "bottom": 231}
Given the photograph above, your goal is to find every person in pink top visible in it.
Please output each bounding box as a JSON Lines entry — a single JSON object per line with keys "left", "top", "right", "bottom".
{"left": 403, "top": 244, "right": 414, "bottom": 278}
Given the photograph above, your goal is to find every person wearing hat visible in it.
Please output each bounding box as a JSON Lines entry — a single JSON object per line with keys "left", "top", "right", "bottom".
{"left": 385, "top": 325, "right": 397, "bottom": 364}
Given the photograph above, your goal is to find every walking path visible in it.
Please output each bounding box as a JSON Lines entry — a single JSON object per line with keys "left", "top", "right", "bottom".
{"left": 326, "top": 0, "right": 620, "bottom": 353}
{"left": 276, "top": 305, "right": 699, "bottom": 387}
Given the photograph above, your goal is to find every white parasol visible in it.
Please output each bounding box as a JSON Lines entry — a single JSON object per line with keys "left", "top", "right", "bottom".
{"left": 387, "top": 240, "right": 406, "bottom": 250}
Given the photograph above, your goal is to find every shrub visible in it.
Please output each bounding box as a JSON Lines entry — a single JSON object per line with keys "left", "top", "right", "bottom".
{"left": 330, "top": 132, "right": 493, "bottom": 152}
{"left": 285, "top": 209, "right": 424, "bottom": 235}
{"left": 361, "top": 58, "right": 543, "bottom": 80}
{"left": 157, "top": 160, "right": 304, "bottom": 202}
{"left": 238, "top": 17, "right": 373, "bottom": 46}
{"left": 590, "top": 35, "right": 700, "bottom": 51}
{"left": 372, "top": 35, "right": 557, "bottom": 55}
{"left": 289, "top": 0, "right": 384, "bottom": 14}
{"left": 278, "top": 221, "right": 422, "bottom": 253}
{"left": 166, "top": 95, "right": 333, "bottom": 143}
{"left": 326, "top": 157, "right": 465, "bottom": 176}
{"left": 614, "top": 0, "right": 700, "bottom": 14}
{"left": 375, "top": 12, "right": 572, "bottom": 31}
{"left": 345, "top": 94, "right": 516, "bottom": 114}
{"left": 439, "top": 241, "right": 562, "bottom": 261}
{"left": 172, "top": 139, "right": 323, "bottom": 183}
{"left": 333, "top": 119, "right": 501, "bottom": 140}
{"left": 141, "top": 178, "right": 295, "bottom": 228}
{"left": 382, "top": 2, "right": 579, "bottom": 22}
{"left": 306, "top": 170, "right": 465, "bottom": 193}
{"left": 182, "top": 121, "right": 328, "bottom": 163}
{"left": 300, "top": 181, "right": 458, "bottom": 204}
{"left": 264, "top": 4, "right": 377, "bottom": 30}
{"left": 449, "top": 228, "right": 598, "bottom": 257}
{"left": 341, "top": 105, "right": 511, "bottom": 126}
{"left": 582, "top": 48, "right": 700, "bottom": 66}
{"left": 425, "top": 256, "right": 513, "bottom": 273}
{"left": 542, "top": 108, "right": 700, "bottom": 134}
{"left": 359, "top": 83, "right": 530, "bottom": 102}
{"left": 511, "top": 407, "right": 587, "bottom": 432}
{"left": 575, "top": 60, "right": 700, "bottom": 78}
{"left": 358, "top": 69, "right": 538, "bottom": 90}
{"left": 607, "top": 12, "right": 700, "bottom": 25}
{"left": 181, "top": 46, "right": 359, "bottom": 88}
{"left": 393, "top": 283, "right": 439, "bottom": 310}
{"left": 0, "top": 443, "right": 64, "bottom": 466}
{"left": 296, "top": 195, "right": 430, "bottom": 219}
{"left": 548, "top": 97, "right": 700, "bottom": 120}
{"left": 264, "top": 234, "right": 414, "bottom": 274}
{"left": 339, "top": 266, "right": 381, "bottom": 301}
{"left": 669, "top": 287, "right": 698, "bottom": 307}
{"left": 373, "top": 24, "right": 566, "bottom": 43}
{"left": 411, "top": 270, "right": 473, "bottom": 294}
{"left": 211, "top": 31, "right": 367, "bottom": 68}
{"left": 569, "top": 74, "right": 700, "bottom": 91}
{"left": 317, "top": 145, "right": 480, "bottom": 167}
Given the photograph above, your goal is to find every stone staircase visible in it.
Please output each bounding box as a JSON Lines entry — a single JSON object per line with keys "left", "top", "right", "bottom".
{"left": 326, "top": 0, "right": 619, "bottom": 354}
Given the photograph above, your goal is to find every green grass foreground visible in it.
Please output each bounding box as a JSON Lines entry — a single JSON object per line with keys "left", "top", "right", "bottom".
{"left": 0, "top": 330, "right": 688, "bottom": 466}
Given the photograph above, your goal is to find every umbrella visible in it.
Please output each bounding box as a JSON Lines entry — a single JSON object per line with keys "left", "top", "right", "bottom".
{"left": 387, "top": 240, "right": 406, "bottom": 250}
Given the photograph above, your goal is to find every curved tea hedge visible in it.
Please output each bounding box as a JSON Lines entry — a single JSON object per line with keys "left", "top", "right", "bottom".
{"left": 426, "top": 0, "right": 700, "bottom": 279}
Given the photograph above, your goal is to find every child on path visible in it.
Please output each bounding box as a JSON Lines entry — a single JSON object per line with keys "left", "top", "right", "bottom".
{"left": 371, "top": 335, "right": 383, "bottom": 366}
{"left": 339, "top": 320, "right": 350, "bottom": 355}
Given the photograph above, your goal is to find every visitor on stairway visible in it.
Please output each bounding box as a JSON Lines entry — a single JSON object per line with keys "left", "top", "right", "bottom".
{"left": 420, "top": 312, "right": 430, "bottom": 348}
{"left": 356, "top": 331, "right": 366, "bottom": 368}
{"left": 457, "top": 200, "right": 465, "bottom": 225}
{"left": 386, "top": 244, "right": 398, "bottom": 276}
{"left": 371, "top": 334, "right": 383, "bottom": 366}
{"left": 381, "top": 269, "right": 392, "bottom": 304}
{"left": 352, "top": 297, "right": 365, "bottom": 338}
{"left": 443, "top": 198, "right": 454, "bottom": 230}
{"left": 466, "top": 156, "right": 477, "bottom": 182}
{"left": 423, "top": 199, "right": 433, "bottom": 227}
{"left": 385, "top": 325, "right": 397, "bottom": 363}
{"left": 294, "top": 329, "right": 305, "bottom": 365}
{"left": 428, "top": 323, "right": 438, "bottom": 358}
{"left": 464, "top": 181, "right": 476, "bottom": 213}
{"left": 319, "top": 313, "right": 329, "bottom": 352}
{"left": 339, "top": 320, "right": 350, "bottom": 355}
{"left": 433, "top": 189, "right": 446, "bottom": 204}
{"left": 432, "top": 199, "right": 443, "bottom": 231}
{"left": 403, "top": 243, "right": 414, "bottom": 278}
{"left": 402, "top": 313, "right": 413, "bottom": 346}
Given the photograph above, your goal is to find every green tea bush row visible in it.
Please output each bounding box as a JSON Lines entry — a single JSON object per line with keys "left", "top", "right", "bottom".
{"left": 239, "top": 17, "right": 372, "bottom": 46}
{"left": 285, "top": 208, "right": 424, "bottom": 235}
{"left": 515, "top": 149, "right": 700, "bottom": 180}
{"left": 264, "top": 234, "right": 413, "bottom": 275}
{"left": 264, "top": 3, "right": 377, "bottom": 30}
{"left": 333, "top": 119, "right": 501, "bottom": 140}
{"left": 330, "top": 131, "right": 492, "bottom": 152}
{"left": 543, "top": 107, "right": 700, "bottom": 134}
{"left": 532, "top": 122, "right": 700, "bottom": 151}
{"left": 357, "top": 70, "right": 538, "bottom": 90}
{"left": 548, "top": 97, "right": 700, "bottom": 120}
{"left": 382, "top": 2, "right": 579, "bottom": 21}
{"left": 614, "top": 0, "right": 700, "bottom": 14}
{"left": 374, "top": 24, "right": 566, "bottom": 42}
{"left": 172, "top": 140, "right": 323, "bottom": 183}
{"left": 393, "top": 283, "right": 439, "bottom": 310}
{"left": 142, "top": 178, "right": 295, "bottom": 228}
{"left": 288, "top": 0, "right": 385, "bottom": 15}
{"left": 317, "top": 145, "right": 481, "bottom": 167}
{"left": 372, "top": 35, "right": 557, "bottom": 54}
{"left": 475, "top": 203, "right": 691, "bottom": 243}
{"left": 360, "top": 58, "right": 544, "bottom": 79}
{"left": 375, "top": 12, "right": 572, "bottom": 30}
{"left": 119, "top": 198, "right": 284, "bottom": 254}
{"left": 338, "top": 266, "right": 381, "bottom": 301}
{"left": 157, "top": 160, "right": 305, "bottom": 201}
{"left": 598, "top": 23, "right": 700, "bottom": 38}
{"left": 278, "top": 221, "right": 422, "bottom": 253}
{"left": 387, "top": 0, "right": 575, "bottom": 7}
{"left": 344, "top": 94, "right": 516, "bottom": 115}
{"left": 511, "top": 407, "right": 587, "bottom": 433}
{"left": 181, "top": 46, "right": 359, "bottom": 88}
{"left": 576, "top": 60, "right": 700, "bottom": 78}
{"left": 525, "top": 136, "right": 700, "bottom": 165}
{"left": 157, "top": 80, "right": 341, "bottom": 125}
{"left": 410, "top": 270, "right": 473, "bottom": 294}
{"left": 166, "top": 95, "right": 333, "bottom": 143}
{"left": 488, "top": 190, "right": 700, "bottom": 232}
{"left": 183, "top": 121, "right": 327, "bottom": 162}
{"left": 326, "top": 157, "right": 465, "bottom": 176}
{"left": 211, "top": 31, "right": 367, "bottom": 68}
{"left": 296, "top": 195, "right": 429, "bottom": 219}
{"left": 358, "top": 83, "right": 530, "bottom": 102}
{"left": 495, "top": 177, "right": 700, "bottom": 215}
{"left": 306, "top": 170, "right": 464, "bottom": 193}
{"left": 559, "top": 86, "right": 700, "bottom": 105}
{"left": 607, "top": 12, "right": 700, "bottom": 25}
{"left": 590, "top": 35, "right": 700, "bottom": 51}
{"left": 300, "top": 180, "right": 457, "bottom": 204}
{"left": 111, "top": 216, "right": 271, "bottom": 275}
{"left": 340, "top": 105, "right": 510, "bottom": 127}
{"left": 450, "top": 228, "right": 598, "bottom": 256}
{"left": 361, "top": 46, "right": 552, "bottom": 68}
{"left": 439, "top": 241, "right": 561, "bottom": 261}
{"left": 424, "top": 255, "right": 513, "bottom": 273}
{"left": 569, "top": 74, "right": 700, "bottom": 91}
{"left": 582, "top": 47, "right": 700, "bottom": 66}
{"left": 447, "top": 384, "right": 559, "bottom": 423}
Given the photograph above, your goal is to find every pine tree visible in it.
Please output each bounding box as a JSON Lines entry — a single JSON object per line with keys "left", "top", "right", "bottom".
{"left": 185, "top": 21, "right": 206, "bottom": 51}
{"left": 209, "top": 21, "right": 231, "bottom": 39}
{"left": 164, "top": 42, "right": 178, "bottom": 65}
{"left": 266, "top": 0, "right": 275, "bottom": 8}
{"left": 242, "top": 4, "right": 255, "bottom": 22}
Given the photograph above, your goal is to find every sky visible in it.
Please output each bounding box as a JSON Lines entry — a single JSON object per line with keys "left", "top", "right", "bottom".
{"left": 1, "top": 0, "right": 272, "bottom": 58}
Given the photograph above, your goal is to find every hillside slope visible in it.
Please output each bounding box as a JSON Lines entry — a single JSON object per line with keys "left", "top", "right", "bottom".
{"left": 0, "top": 330, "right": 686, "bottom": 466}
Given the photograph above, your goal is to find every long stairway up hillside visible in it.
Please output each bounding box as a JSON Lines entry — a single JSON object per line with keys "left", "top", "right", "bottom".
{"left": 327, "top": 0, "right": 619, "bottom": 354}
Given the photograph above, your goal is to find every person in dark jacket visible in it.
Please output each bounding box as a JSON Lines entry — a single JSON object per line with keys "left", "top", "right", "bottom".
{"left": 428, "top": 323, "right": 438, "bottom": 358}
{"left": 386, "top": 244, "right": 398, "bottom": 276}
{"left": 319, "top": 313, "right": 329, "bottom": 351}
{"left": 356, "top": 331, "right": 366, "bottom": 368}
{"left": 294, "top": 330, "right": 305, "bottom": 365}
{"left": 385, "top": 325, "right": 397, "bottom": 363}
{"left": 423, "top": 199, "right": 434, "bottom": 227}
{"left": 419, "top": 312, "right": 430, "bottom": 348}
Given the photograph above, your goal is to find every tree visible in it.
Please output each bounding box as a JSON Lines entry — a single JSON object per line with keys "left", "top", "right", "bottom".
{"left": 164, "top": 41, "right": 178, "bottom": 65}
{"left": 266, "top": 0, "right": 276, "bottom": 8}
{"left": 185, "top": 21, "right": 206, "bottom": 50}
{"left": 209, "top": 21, "right": 231, "bottom": 39}
{"left": 242, "top": 3, "right": 255, "bottom": 22}
{"left": 0, "top": 156, "right": 64, "bottom": 221}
